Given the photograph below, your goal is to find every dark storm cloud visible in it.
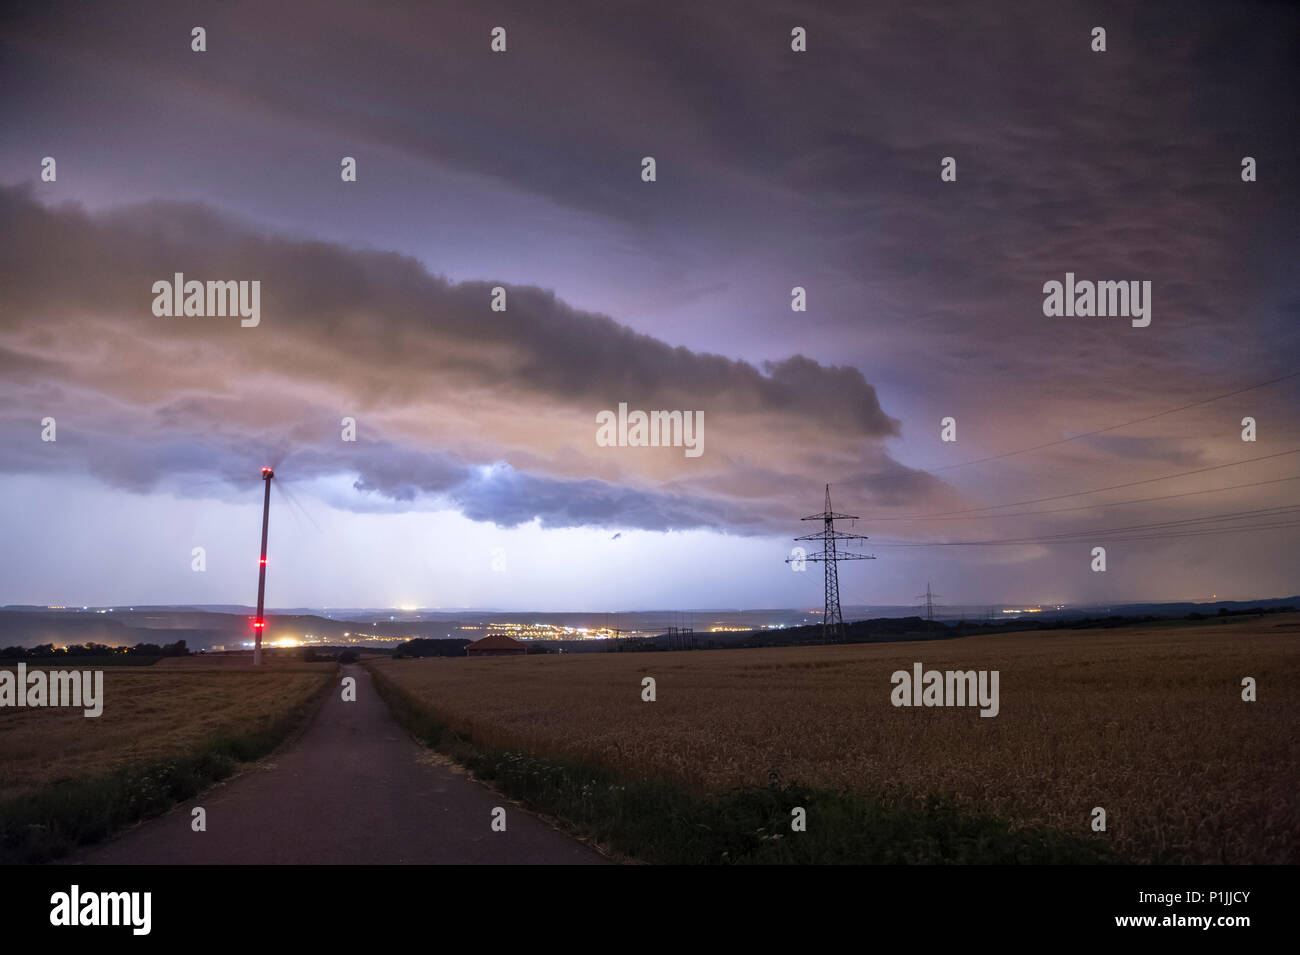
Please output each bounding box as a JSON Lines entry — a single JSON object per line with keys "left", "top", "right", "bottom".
{"left": 0, "top": 0, "right": 1296, "bottom": 603}
{"left": 0, "top": 184, "right": 921, "bottom": 531}
{"left": 448, "top": 463, "right": 754, "bottom": 530}
{"left": 5, "top": 0, "right": 1296, "bottom": 397}
{"left": 0, "top": 187, "right": 897, "bottom": 430}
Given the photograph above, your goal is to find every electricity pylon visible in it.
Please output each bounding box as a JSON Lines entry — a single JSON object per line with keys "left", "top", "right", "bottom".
{"left": 787, "top": 485, "right": 874, "bottom": 644}
{"left": 915, "top": 581, "right": 941, "bottom": 621}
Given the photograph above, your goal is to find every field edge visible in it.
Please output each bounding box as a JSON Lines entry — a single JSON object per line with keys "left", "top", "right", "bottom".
{"left": 367, "top": 661, "right": 1124, "bottom": 865}
{"left": 0, "top": 665, "right": 338, "bottom": 864}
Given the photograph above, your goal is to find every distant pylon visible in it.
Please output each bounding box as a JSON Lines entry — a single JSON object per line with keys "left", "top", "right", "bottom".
{"left": 914, "top": 581, "right": 942, "bottom": 622}
{"left": 787, "top": 485, "right": 875, "bottom": 644}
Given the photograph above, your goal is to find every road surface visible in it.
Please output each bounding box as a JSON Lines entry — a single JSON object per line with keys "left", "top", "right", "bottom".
{"left": 71, "top": 665, "right": 607, "bottom": 864}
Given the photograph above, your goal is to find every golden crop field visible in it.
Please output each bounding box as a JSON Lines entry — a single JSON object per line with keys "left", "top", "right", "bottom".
{"left": 0, "top": 660, "right": 334, "bottom": 803}
{"left": 371, "top": 615, "right": 1300, "bottom": 863}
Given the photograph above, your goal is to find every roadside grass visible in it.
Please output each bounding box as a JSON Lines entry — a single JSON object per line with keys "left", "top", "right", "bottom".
{"left": 0, "top": 668, "right": 334, "bottom": 863}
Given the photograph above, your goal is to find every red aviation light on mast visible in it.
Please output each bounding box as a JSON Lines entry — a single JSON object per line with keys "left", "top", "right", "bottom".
{"left": 254, "top": 466, "right": 275, "bottom": 665}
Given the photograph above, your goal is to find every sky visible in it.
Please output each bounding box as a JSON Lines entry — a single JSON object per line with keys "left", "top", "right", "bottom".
{"left": 1, "top": 0, "right": 1297, "bottom": 611}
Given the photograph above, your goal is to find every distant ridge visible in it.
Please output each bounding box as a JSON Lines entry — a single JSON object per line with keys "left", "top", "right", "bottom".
{"left": 3, "top": 597, "right": 1295, "bottom": 653}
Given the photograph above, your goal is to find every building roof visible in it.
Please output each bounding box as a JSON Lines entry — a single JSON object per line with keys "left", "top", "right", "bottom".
{"left": 466, "top": 633, "right": 527, "bottom": 651}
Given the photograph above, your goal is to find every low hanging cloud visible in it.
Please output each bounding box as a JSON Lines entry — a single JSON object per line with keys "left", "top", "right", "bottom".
{"left": 0, "top": 185, "right": 951, "bottom": 532}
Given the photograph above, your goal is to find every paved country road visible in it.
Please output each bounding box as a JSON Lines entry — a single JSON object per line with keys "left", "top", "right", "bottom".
{"left": 70, "top": 665, "right": 608, "bottom": 865}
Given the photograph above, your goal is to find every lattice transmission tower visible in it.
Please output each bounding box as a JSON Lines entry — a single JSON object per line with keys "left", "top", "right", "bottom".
{"left": 787, "top": 485, "right": 875, "bottom": 643}
{"left": 915, "top": 581, "right": 942, "bottom": 621}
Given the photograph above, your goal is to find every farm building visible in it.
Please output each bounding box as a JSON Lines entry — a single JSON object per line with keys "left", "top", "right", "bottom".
{"left": 465, "top": 633, "right": 528, "bottom": 657}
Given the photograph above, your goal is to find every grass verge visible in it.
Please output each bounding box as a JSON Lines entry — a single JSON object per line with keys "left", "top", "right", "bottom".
{"left": 0, "top": 669, "right": 335, "bottom": 864}
{"left": 369, "top": 664, "right": 1121, "bottom": 864}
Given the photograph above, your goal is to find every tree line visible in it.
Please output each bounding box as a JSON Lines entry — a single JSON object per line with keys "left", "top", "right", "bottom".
{"left": 0, "top": 640, "right": 190, "bottom": 659}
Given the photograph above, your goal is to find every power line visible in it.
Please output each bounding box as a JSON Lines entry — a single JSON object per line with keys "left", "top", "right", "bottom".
{"left": 880, "top": 503, "right": 1300, "bottom": 544}
{"left": 275, "top": 478, "right": 322, "bottom": 533}
{"left": 874, "top": 505, "right": 1300, "bottom": 548}
{"left": 922, "top": 370, "right": 1300, "bottom": 472}
{"left": 876, "top": 522, "right": 1300, "bottom": 546}
{"left": 875, "top": 520, "right": 1300, "bottom": 547}
{"left": 867, "top": 447, "right": 1300, "bottom": 520}
{"left": 1072, "top": 520, "right": 1300, "bottom": 544}
{"left": 846, "top": 369, "right": 1300, "bottom": 487}
{"left": 867, "top": 473, "right": 1300, "bottom": 521}
{"left": 1024, "top": 504, "right": 1300, "bottom": 540}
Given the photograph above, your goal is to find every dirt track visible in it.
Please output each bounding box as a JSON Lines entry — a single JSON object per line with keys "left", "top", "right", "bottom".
{"left": 70, "top": 665, "right": 607, "bottom": 864}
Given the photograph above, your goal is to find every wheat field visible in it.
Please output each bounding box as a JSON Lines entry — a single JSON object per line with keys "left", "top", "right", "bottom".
{"left": 371, "top": 614, "right": 1300, "bottom": 863}
{"left": 0, "top": 660, "right": 334, "bottom": 803}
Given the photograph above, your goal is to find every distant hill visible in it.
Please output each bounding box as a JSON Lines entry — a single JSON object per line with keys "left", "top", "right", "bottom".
{"left": 2, "top": 597, "right": 1295, "bottom": 651}
{"left": 1107, "top": 597, "right": 1299, "bottom": 616}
